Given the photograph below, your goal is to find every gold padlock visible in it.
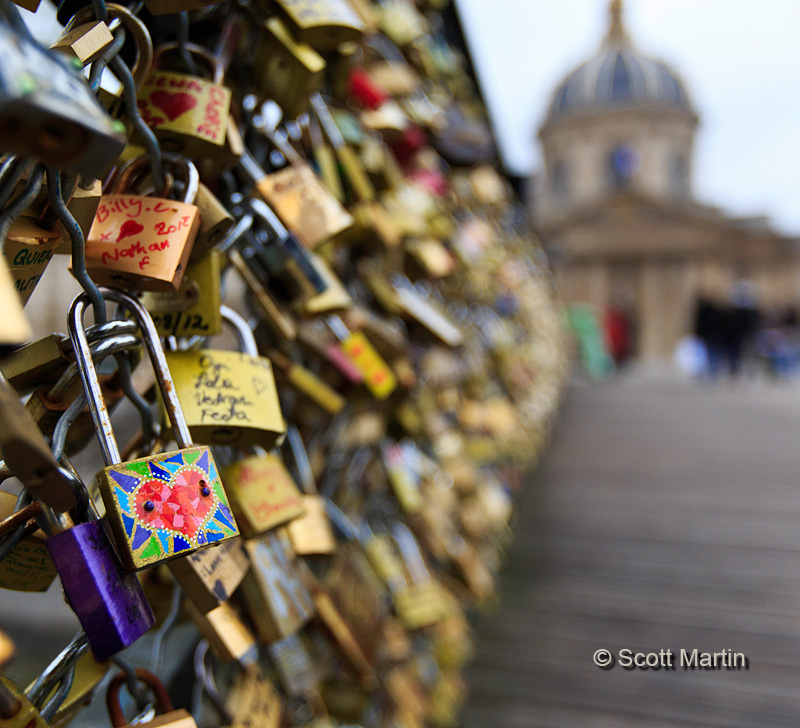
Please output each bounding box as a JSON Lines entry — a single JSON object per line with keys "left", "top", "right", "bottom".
{"left": 240, "top": 531, "right": 315, "bottom": 643}
{"left": 273, "top": 0, "right": 366, "bottom": 51}
{"left": 254, "top": 17, "right": 325, "bottom": 121}
{"left": 4, "top": 216, "right": 62, "bottom": 306}
{"left": 169, "top": 536, "right": 250, "bottom": 613}
{"left": 191, "top": 183, "right": 234, "bottom": 258}
{"left": 138, "top": 250, "right": 223, "bottom": 337}
{"left": 225, "top": 665, "right": 282, "bottom": 728}
{"left": 138, "top": 43, "right": 232, "bottom": 157}
{"left": 84, "top": 155, "right": 201, "bottom": 292}
{"left": 185, "top": 600, "right": 258, "bottom": 665}
{"left": 165, "top": 306, "right": 285, "bottom": 448}
{"left": 0, "top": 491, "right": 57, "bottom": 592}
{"left": 50, "top": 21, "right": 115, "bottom": 66}
{"left": 221, "top": 450, "right": 306, "bottom": 538}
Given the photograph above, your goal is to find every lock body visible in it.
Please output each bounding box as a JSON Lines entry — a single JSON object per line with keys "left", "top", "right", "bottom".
{"left": 286, "top": 495, "right": 335, "bottom": 555}
{"left": 139, "top": 252, "right": 223, "bottom": 337}
{"left": 85, "top": 194, "right": 200, "bottom": 292}
{"left": 138, "top": 71, "right": 231, "bottom": 157}
{"left": 4, "top": 217, "right": 62, "bottom": 306}
{"left": 165, "top": 350, "right": 286, "bottom": 448}
{"left": 222, "top": 453, "right": 305, "bottom": 537}
{"left": 46, "top": 520, "right": 155, "bottom": 660}
{"left": 97, "top": 445, "right": 239, "bottom": 571}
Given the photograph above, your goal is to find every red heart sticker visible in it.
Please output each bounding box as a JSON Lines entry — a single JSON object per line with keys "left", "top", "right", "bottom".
{"left": 149, "top": 90, "right": 198, "bottom": 122}
{"left": 116, "top": 220, "right": 144, "bottom": 243}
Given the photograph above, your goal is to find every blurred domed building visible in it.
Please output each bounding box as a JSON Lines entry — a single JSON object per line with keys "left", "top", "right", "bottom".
{"left": 531, "top": 0, "right": 800, "bottom": 360}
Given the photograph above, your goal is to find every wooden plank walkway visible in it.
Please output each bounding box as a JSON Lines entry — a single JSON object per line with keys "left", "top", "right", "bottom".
{"left": 462, "top": 379, "right": 800, "bottom": 728}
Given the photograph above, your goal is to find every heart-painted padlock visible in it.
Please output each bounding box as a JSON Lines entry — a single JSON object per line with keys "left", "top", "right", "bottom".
{"left": 138, "top": 42, "right": 231, "bottom": 158}
{"left": 69, "top": 288, "right": 239, "bottom": 571}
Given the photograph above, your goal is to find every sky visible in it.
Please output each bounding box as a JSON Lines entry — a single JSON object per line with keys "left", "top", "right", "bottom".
{"left": 455, "top": 0, "right": 800, "bottom": 234}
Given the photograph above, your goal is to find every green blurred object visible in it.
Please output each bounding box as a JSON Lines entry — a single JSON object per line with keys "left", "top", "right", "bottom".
{"left": 567, "top": 304, "right": 614, "bottom": 380}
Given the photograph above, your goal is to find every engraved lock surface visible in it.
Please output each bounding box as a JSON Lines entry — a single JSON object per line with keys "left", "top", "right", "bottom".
{"left": 138, "top": 43, "right": 232, "bottom": 157}
{"left": 165, "top": 306, "right": 286, "bottom": 448}
{"left": 221, "top": 452, "right": 305, "bottom": 538}
{"left": 225, "top": 665, "right": 282, "bottom": 728}
{"left": 41, "top": 481, "right": 156, "bottom": 661}
{"left": 84, "top": 155, "right": 201, "bottom": 292}
{"left": 69, "top": 288, "right": 238, "bottom": 572}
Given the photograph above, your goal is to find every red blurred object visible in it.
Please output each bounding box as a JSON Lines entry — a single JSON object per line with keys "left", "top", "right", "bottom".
{"left": 349, "top": 68, "right": 388, "bottom": 109}
{"left": 410, "top": 168, "right": 449, "bottom": 196}
{"left": 388, "top": 124, "right": 427, "bottom": 167}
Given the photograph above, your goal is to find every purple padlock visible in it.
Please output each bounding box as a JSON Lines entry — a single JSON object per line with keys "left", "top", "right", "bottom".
{"left": 46, "top": 513, "right": 155, "bottom": 661}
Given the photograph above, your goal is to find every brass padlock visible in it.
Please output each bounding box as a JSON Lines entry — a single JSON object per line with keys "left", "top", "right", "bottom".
{"left": 254, "top": 17, "right": 325, "bottom": 121}
{"left": 165, "top": 306, "right": 285, "bottom": 448}
{"left": 225, "top": 665, "right": 282, "bottom": 728}
{"left": 185, "top": 601, "right": 258, "bottom": 666}
{"left": 0, "top": 675, "right": 49, "bottom": 728}
{"left": 0, "top": 491, "right": 57, "bottom": 592}
{"left": 240, "top": 531, "right": 315, "bottom": 643}
{"left": 4, "top": 216, "right": 62, "bottom": 306}
{"left": 221, "top": 450, "right": 306, "bottom": 538}
{"left": 0, "top": 254, "right": 31, "bottom": 346}
{"left": 273, "top": 0, "right": 366, "bottom": 51}
{"left": 50, "top": 21, "right": 115, "bottom": 66}
{"left": 138, "top": 250, "right": 223, "bottom": 337}
{"left": 138, "top": 43, "right": 231, "bottom": 158}
{"left": 266, "top": 633, "right": 321, "bottom": 698}
{"left": 169, "top": 536, "right": 249, "bottom": 613}
{"left": 267, "top": 348, "right": 345, "bottom": 415}
{"left": 191, "top": 184, "right": 234, "bottom": 258}
{"left": 84, "top": 155, "right": 201, "bottom": 292}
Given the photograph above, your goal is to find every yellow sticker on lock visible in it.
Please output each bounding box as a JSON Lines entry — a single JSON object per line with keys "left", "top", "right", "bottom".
{"left": 340, "top": 331, "right": 397, "bottom": 400}
{"left": 4, "top": 217, "right": 62, "bottom": 306}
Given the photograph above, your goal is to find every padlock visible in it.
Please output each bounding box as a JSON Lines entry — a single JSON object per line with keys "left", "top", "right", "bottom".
{"left": 327, "top": 315, "right": 398, "bottom": 400}
{"left": 282, "top": 427, "right": 335, "bottom": 556}
{"left": 0, "top": 676, "right": 48, "bottom": 728}
{"left": 390, "top": 522, "right": 451, "bottom": 630}
{"left": 84, "top": 155, "right": 201, "bottom": 292}
{"left": 266, "top": 633, "right": 321, "bottom": 698}
{"left": 106, "top": 668, "right": 196, "bottom": 728}
{"left": 0, "top": 491, "right": 57, "bottom": 592}
{"left": 0, "top": 22, "right": 125, "bottom": 177}
{"left": 190, "top": 184, "right": 234, "bottom": 258}
{"left": 138, "top": 251, "right": 223, "bottom": 337}
{"left": 3, "top": 216, "right": 62, "bottom": 306}
{"left": 221, "top": 449, "right": 305, "bottom": 538}
{"left": 251, "top": 123, "right": 353, "bottom": 249}
{"left": 240, "top": 531, "right": 315, "bottom": 643}
{"left": 381, "top": 441, "right": 422, "bottom": 514}
{"left": 0, "top": 333, "right": 71, "bottom": 394}
{"left": 225, "top": 665, "right": 281, "bottom": 728}
{"left": 165, "top": 305, "right": 285, "bottom": 448}
{"left": 41, "top": 489, "right": 156, "bottom": 661}
{"left": 273, "top": 0, "right": 366, "bottom": 51}
{"left": 185, "top": 601, "right": 258, "bottom": 666}
{"left": 138, "top": 43, "right": 231, "bottom": 157}
{"left": 254, "top": 17, "right": 325, "bottom": 121}
{"left": 69, "top": 288, "right": 239, "bottom": 571}
{"left": 0, "top": 255, "right": 31, "bottom": 346}
{"left": 168, "top": 536, "right": 249, "bottom": 613}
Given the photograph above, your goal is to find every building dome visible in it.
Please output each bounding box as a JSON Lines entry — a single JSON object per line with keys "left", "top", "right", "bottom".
{"left": 547, "top": 0, "right": 692, "bottom": 122}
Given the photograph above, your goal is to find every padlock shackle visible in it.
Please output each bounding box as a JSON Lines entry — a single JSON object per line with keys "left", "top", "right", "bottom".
{"left": 153, "top": 41, "right": 225, "bottom": 84}
{"left": 220, "top": 304, "right": 259, "bottom": 357}
{"left": 69, "top": 289, "right": 194, "bottom": 466}
{"left": 106, "top": 668, "right": 174, "bottom": 727}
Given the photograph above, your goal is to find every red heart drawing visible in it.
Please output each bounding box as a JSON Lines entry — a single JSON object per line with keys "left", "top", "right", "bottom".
{"left": 149, "top": 90, "right": 197, "bottom": 122}
{"left": 134, "top": 468, "right": 215, "bottom": 541}
{"left": 116, "top": 219, "right": 144, "bottom": 243}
